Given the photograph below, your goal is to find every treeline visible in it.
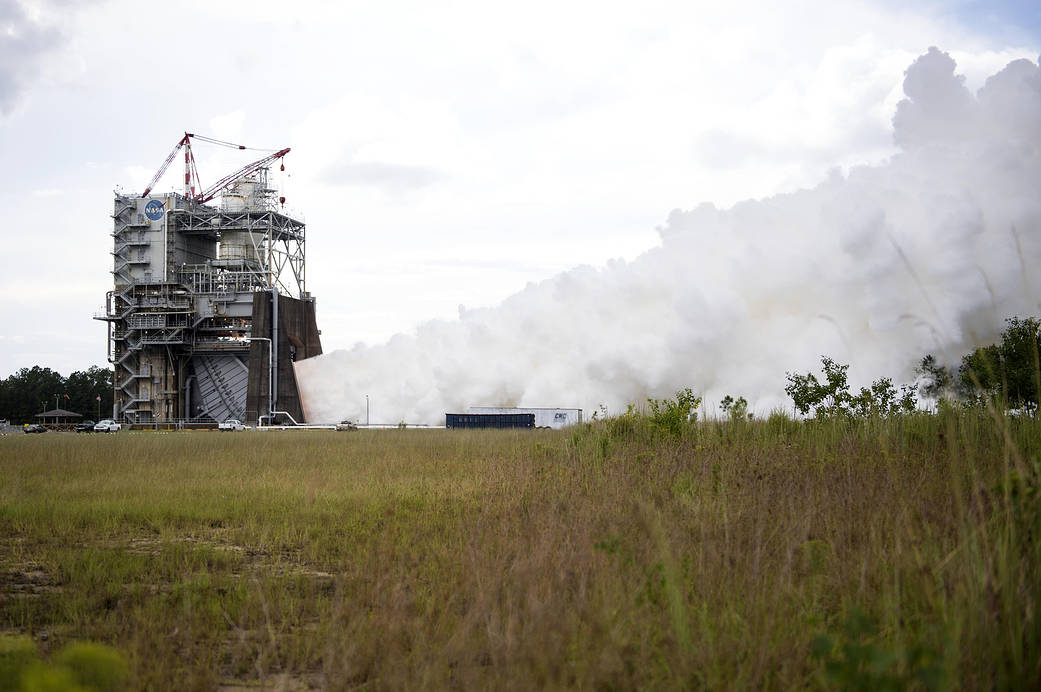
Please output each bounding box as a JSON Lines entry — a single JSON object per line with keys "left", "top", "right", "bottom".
{"left": 2, "top": 317, "right": 1036, "bottom": 427}
{"left": 918, "top": 316, "right": 1041, "bottom": 409}
{"left": 780, "top": 316, "right": 1041, "bottom": 419}
{"left": 0, "top": 366, "right": 113, "bottom": 424}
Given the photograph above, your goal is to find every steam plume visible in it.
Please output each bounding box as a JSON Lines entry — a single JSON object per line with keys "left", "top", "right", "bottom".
{"left": 296, "top": 49, "right": 1041, "bottom": 424}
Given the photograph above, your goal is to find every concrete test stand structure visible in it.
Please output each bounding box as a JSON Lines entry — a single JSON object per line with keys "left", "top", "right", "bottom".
{"left": 96, "top": 134, "right": 322, "bottom": 425}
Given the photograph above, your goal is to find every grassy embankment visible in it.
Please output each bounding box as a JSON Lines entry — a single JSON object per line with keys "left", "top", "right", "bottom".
{"left": 1, "top": 411, "right": 1039, "bottom": 689}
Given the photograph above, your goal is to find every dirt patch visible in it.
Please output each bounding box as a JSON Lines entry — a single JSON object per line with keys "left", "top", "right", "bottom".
{"left": 216, "top": 672, "right": 323, "bottom": 691}
{"left": 0, "top": 566, "right": 60, "bottom": 601}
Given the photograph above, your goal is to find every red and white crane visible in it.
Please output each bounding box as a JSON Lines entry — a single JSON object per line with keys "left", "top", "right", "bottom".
{"left": 195, "top": 147, "right": 290, "bottom": 204}
{"left": 141, "top": 132, "right": 289, "bottom": 205}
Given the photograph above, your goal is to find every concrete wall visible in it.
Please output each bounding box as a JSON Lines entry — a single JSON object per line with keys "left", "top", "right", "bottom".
{"left": 245, "top": 293, "right": 322, "bottom": 424}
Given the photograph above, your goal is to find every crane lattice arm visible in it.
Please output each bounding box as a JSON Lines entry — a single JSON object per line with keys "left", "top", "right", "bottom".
{"left": 195, "top": 148, "right": 291, "bottom": 204}
{"left": 141, "top": 133, "right": 192, "bottom": 197}
{"left": 140, "top": 132, "right": 288, "bottom": 203}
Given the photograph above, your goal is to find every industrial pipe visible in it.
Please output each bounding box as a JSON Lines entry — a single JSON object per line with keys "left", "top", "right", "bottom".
{"left": 184, "top": 375, "right": 194, "bottom": 422}
{"left": 271, "top": 287, "right": 278, "bottom": 410}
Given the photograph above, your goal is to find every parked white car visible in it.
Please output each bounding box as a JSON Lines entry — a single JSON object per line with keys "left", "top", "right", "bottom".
{"left": 94, "top": 419, "right": 122, "bottom": 432}
{"left": 219, "top": 419, "right": 246, "bottom": 431}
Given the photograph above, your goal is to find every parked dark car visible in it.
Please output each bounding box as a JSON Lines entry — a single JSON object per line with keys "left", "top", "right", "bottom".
{"left": 23, "top": 424, "right": 46, "bottom": 434}
{"left": 76, "top": 420, "right": 97, "bottom": 433}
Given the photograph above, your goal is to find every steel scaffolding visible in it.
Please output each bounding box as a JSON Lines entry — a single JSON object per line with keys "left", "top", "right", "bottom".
{"left": 95, "top": 168, "right": 312, "bottom": 424}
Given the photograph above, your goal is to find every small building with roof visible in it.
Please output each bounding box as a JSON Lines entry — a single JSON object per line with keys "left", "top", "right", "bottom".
{"left": 35, "top": 409, "right": 83, "bottom": 428}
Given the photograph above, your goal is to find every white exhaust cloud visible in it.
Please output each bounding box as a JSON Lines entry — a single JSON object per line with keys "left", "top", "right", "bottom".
{"left": 295, "top": 49, "right": 1041, "bottom": 424}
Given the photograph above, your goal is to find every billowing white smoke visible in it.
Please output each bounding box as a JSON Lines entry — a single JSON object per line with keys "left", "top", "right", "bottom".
{"left": 296, "top": 49, "right": 1041, "bottom": 424}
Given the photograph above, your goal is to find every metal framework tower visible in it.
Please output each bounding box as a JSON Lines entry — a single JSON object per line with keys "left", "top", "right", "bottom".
{"left": 95, "top": 141, "right": 322, "bottom": 425}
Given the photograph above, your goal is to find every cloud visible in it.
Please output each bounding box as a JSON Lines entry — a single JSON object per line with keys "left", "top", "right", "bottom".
{"left": 321, "top": 161, "right": 445, "bottom": 193}
{"left": 295, "top": 51, "right": 1041, "bottom": 424}
{"left": 977, "top": 55, "right": 1041, "bottom": 143}
{"left": 0, "top": 1, "right": 60, "bottom": 116}
{"left": 1, "top": 0, "right": 1038, "bottom": 383}
{"left": 693, "top": 130, "right": 765, "bottom": 169}
{"left": 209, "top": 110, "right": 247, "bottom": 141}
{"left": 893, "top": 47, "right": 978, "bottom": 148}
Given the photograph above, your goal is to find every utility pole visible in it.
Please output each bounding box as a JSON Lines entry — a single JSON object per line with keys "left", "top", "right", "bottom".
{"left": 366, "top": 394, "right": 369, "bottom": 427}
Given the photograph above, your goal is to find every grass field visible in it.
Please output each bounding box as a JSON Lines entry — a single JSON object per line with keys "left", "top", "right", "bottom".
{"left": 1, "top": 411, "right": 1039, "bottom": 690}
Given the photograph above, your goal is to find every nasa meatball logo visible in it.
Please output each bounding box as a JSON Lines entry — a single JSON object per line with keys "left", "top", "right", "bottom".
{"left": 144, "top": 199, "right": 165, "bottom": 221}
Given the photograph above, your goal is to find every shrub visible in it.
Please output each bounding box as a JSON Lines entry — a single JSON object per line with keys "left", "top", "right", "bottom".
{"left": 811, "top": 609, "right": 944, "bottom": 691}
{"left": 786, "top": 357, "right": 917, "bottom": 419}
{"left": 646, "top": 388, "right": 701, "bottom": 437}
{"left": 719, "top": 395, "right": 750, "bottom": 421}
{"left": 0, "top": 636, "right": 38, "bottom": 691}
{"left": 959, "top": 316, "right": 1041, "bottom": 410}
{"left": 0, "top": 637, "right": 126, "bottom": 692}
{"left": 785, "top": 356, "right": 854, "bottom": 418}
{"left": 55, "top": 643, "right": 128, "bottom": 692}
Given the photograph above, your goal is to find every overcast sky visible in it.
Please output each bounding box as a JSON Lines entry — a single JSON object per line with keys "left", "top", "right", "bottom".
{"left": 0, "top": 0, "right": 1038, "bottom": 378}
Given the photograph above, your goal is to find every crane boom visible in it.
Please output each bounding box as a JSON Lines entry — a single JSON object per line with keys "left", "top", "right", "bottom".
{"left": 140, "top": 132, "right": 288, "bottom": 204}
{"left": 141, "top": 133, "right": 193, "bottom": 197}
{"left": 196, "top": 148, "right": 291, "bottom": 204}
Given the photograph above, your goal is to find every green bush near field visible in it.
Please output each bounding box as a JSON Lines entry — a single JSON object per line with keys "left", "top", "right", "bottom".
{"left": 0, "top": 636, "right": 126, "bottom": 692}
{"left": 1, "top": 408, "right": 1039, "bottom": 689}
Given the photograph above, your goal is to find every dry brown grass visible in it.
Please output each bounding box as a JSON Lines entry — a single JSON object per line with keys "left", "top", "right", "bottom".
{"left": 1, "top": 411, "right": 1039, "bottom": 689}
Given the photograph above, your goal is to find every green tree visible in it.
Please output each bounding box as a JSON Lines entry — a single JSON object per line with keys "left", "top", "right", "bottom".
{"left": 0, "top": 365, "right": 113, "bottom": 424}
{"left": 785, "top": 356, "right": 854, "bottom": 418}
{"left": 852, "top": 378, "right": 917, "bottom": 417}
{"left": 646, "top": 388, "right": 701, "bottom": 436}
{"left": 786, "top": 357, "right": 916, "bottom": 419}
{"left": 65, "top": 366, "right": 113, "bottom": 421}
{"left": 916, "top": 354, "right": 955, "bottom": 400}
{"left": 0, "top": 366, "right": 65, "bottom": 424}
{"left": 719, "top": 394, "right": 750, "bottom": 421}
{"left": 958, "top": 316, "right": 1041, "bottom": 409}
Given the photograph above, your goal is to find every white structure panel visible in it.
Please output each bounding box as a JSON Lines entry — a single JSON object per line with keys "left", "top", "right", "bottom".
{"left": 467, "top": 407, "right": 582, "bottom": 429}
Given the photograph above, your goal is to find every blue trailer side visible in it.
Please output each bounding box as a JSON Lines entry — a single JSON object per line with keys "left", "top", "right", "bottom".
{"left": 445, "top": 413, "right": 535, "bottom": 429}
